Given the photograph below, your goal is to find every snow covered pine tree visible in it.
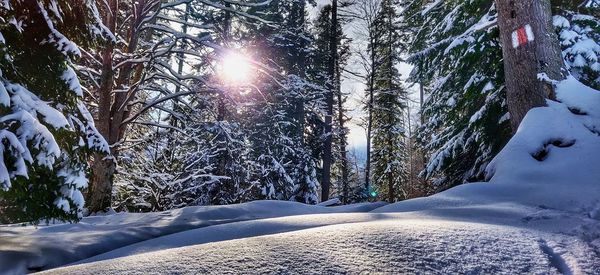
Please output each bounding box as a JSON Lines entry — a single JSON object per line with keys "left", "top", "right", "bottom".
{"left": 370, "top": 0, "right": 409, "bottom": 202}
{"left": 0, "top": 0, "right": 110, "bottom": 223}
{"left": 553, "top": 1, "right": 600, "bottom": 89}
{"left": 242, "top": 0, "right": 321, "bottom": 204}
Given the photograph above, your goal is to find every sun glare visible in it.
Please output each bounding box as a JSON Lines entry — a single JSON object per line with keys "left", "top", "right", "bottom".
{"left": 219, "top": 53, "right": 253, "bottom": 84}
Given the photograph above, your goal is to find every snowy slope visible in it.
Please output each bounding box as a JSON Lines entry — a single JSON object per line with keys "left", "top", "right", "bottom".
{"left": 0, "top": 201, "right": 386, "bottom": 274}
{"left": 4, "top": 77, "right": 600, "bottom": 274}
{"left": 43, "top": 219, "right": 599, "bottom": 275}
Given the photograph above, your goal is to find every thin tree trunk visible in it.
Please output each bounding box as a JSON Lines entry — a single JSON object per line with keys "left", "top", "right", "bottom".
{"left": 387, "top": 139, "right": 394, "bottom": 202}
{"left": 387, "top": 2, "right": 395, "bottom": 202}
{"left": 292, "top": 0, "right": 306, "bottom": 144}
{"left": 174, "top": 3, "right": 190, "bottom": 96}
{"left": 365, "top": 33, "right": 376, "bottom": 193}
{"left": 167, "top": 3, "right": 190, "bottom": 160}
{"left": 406, "top": 103, "right": 413, "bottom": 197}
{"left": 419, "top": 78, "right": 424, "bottom": 126}
{"left": 322, "top": 0, "right": 338, "bottom": 202}
{"left": 495, "top": 0, "right": 566, "bottom": 132}
{"left": 336, "top": 58, "right": 349, "bottom": 204}
{"left": 215, "top": 4, "right": 231, "bottom": 184}
{"left": 418, "top": 74, "right": 427, "bottom": 192}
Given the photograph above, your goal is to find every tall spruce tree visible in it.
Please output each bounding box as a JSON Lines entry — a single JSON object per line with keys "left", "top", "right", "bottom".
{"left": 405, "top": 0, "right": 510, "bottom": 191}
{"left": 369, "top": 0, "right": 408, "bottom": 202}
{"left": 309, "top": 4, "right": 352, "bottom": 203}
{"left": 240, "top": 0, "right": 321, "bottom": 204}
{"left": 355, "top": 0, "right": 382, "bottom": 195}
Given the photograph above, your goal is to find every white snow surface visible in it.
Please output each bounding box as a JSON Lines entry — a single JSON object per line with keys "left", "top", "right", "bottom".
{"left": 0, "top": 201, "right": 386, "bottom": 274}
{"left": 2, "top": 77, "right": 600, "bottom": 274}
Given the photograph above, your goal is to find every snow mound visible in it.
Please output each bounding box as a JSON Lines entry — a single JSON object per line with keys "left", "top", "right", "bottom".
{"left": 376, "top": 76, "right": 600, "bottom": 219}
{"left": 43, "top": 220, "right": 600, "bottom": 275}
{"left": 0, "top": 201, "right": 386, "bottom": 274}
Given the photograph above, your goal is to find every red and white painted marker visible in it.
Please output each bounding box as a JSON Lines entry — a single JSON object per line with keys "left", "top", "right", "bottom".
{"left": 511, "top": 24, "right": 535, "bottom": 48}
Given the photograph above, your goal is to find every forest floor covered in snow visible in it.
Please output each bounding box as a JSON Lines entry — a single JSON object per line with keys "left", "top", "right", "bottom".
{"left": 2, "top": 76, "right": 600, "bottom": 274}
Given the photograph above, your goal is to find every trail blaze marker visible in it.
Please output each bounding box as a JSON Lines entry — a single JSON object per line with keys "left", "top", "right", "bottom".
{"left": 511, "top": 24, "right": 535, "bottom": 48}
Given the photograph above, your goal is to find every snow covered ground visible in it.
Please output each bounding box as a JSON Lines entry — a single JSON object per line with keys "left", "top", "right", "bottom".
{"left": 42, "top": 219, "right": 600, "bottom": 274}
{"left": 0, "top": 201, "right": 386, "bottom": 274}
{"left": 2, "top": 76, "right": 600, "bottom": 274}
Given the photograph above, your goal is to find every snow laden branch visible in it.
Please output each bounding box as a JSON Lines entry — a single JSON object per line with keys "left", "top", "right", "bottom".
{"left": 407, "top": 7, "right": 497, "bottom": 63}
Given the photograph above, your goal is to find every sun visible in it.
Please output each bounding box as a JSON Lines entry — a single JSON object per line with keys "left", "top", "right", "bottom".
{"left": 219, "top": 52, "right": 253, "bottom": 84}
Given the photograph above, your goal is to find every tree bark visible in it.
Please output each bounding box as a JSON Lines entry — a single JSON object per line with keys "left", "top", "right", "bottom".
{"left": 387, "top": 140, "right": 394, "bottom": 203}
{"left": 495, "top": 0, "right": 566, "bottom": 132}
{"left": 87, "top": 154, "right": 116, "bottom": 212}
{"left": 86, "top": 0, "right": 118, "bottom": 213}
{"left": 88, "top": 0, "right": 155, "bottom": 213}
{"left": 419, "top": 77, "right": 424, "bottom": 126}
{"left": 336, "top": 56, "right": 349, "bottom": 204}
{"left": 291, "top": 0, "right": 306, "bottom": 144}
{"left": 322, "top": 0, "right": 338, "bottom": 202}
{"left": 365, "top": 32, "right": 376, "bottom": 193}
{"left": 387, "top": 1, "right": 395, "bottom": 203}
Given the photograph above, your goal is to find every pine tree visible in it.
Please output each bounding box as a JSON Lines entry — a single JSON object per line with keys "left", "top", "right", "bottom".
{"left": 0, "top": 0, "right": 110, "bottom": 222}
{"left": 553, "top": 2, "right": 600, "bottom": 89}
{"left": 369, "top": 0, "right": 408, "bottom": 202}
{"left": 308, "top": 4, "right": 354, "bottom": 203}
{"left": 404, "top": 0, "right": 511, "bottom": 191}
{"left": 333, "top": 36, "right": 352, "bottom": 203}
{"left": 320, "top": 0, "right": 339, "bottom": 202}
{"left": 240, "top": 0, "right": 321, "bottom": 204}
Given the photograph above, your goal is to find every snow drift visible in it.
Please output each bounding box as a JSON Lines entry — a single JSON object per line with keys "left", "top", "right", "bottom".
{"left": 376, "top": 76, "right": 600, "bottom": 219}
{"left": 0, "top": 201, "right": 386, "bottom": 274}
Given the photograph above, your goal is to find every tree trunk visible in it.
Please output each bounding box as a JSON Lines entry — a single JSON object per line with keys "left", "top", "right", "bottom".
{"left": 387, "top": 3, "right": 395, "bottom": 203}
{"left": 365, "top": 33, "right": 376, "bottom": 193}
{"left": 419, "top": 77, "right": 424, "bottom": 126}
{"left": 291, "top": 1, "right": 306, "bottom": 144}
{"left": 336, "top": 57, "right": 349, "bottom": 204}
{"left": 322, "top": 0, "right": 338, "bottom": 202}
{"left": 216, "top": 94, "right": 228, "bottom": 178}
{"left": 387, "top": 171, "right": 394, "bottom": 202}
{"left": 87, "top": 153, "right": 116, "bottom": 212}
{"left": 87, "top": 0, "right": 118, "bottom": 213}
{"left": 495, "top": 0, "right": 566, "bottom": 132}
{"left": 174, "top": 3, "right": 190, "bottom": 96}
{"left": 88, "top": 0, "right": 156, "bottom": 213}
{"left": 168, "top": 3, "right": 190, "bottom": 160}
{"left": 406, "top": 104, "right": 413, "bottom": 196}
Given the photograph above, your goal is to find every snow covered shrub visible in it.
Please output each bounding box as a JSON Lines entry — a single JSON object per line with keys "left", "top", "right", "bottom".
{"left": 0, "top": 0, "right": 110, "bottom": 223}
{"left": 554, "top": 9, "right": 600, "bottom": 89}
